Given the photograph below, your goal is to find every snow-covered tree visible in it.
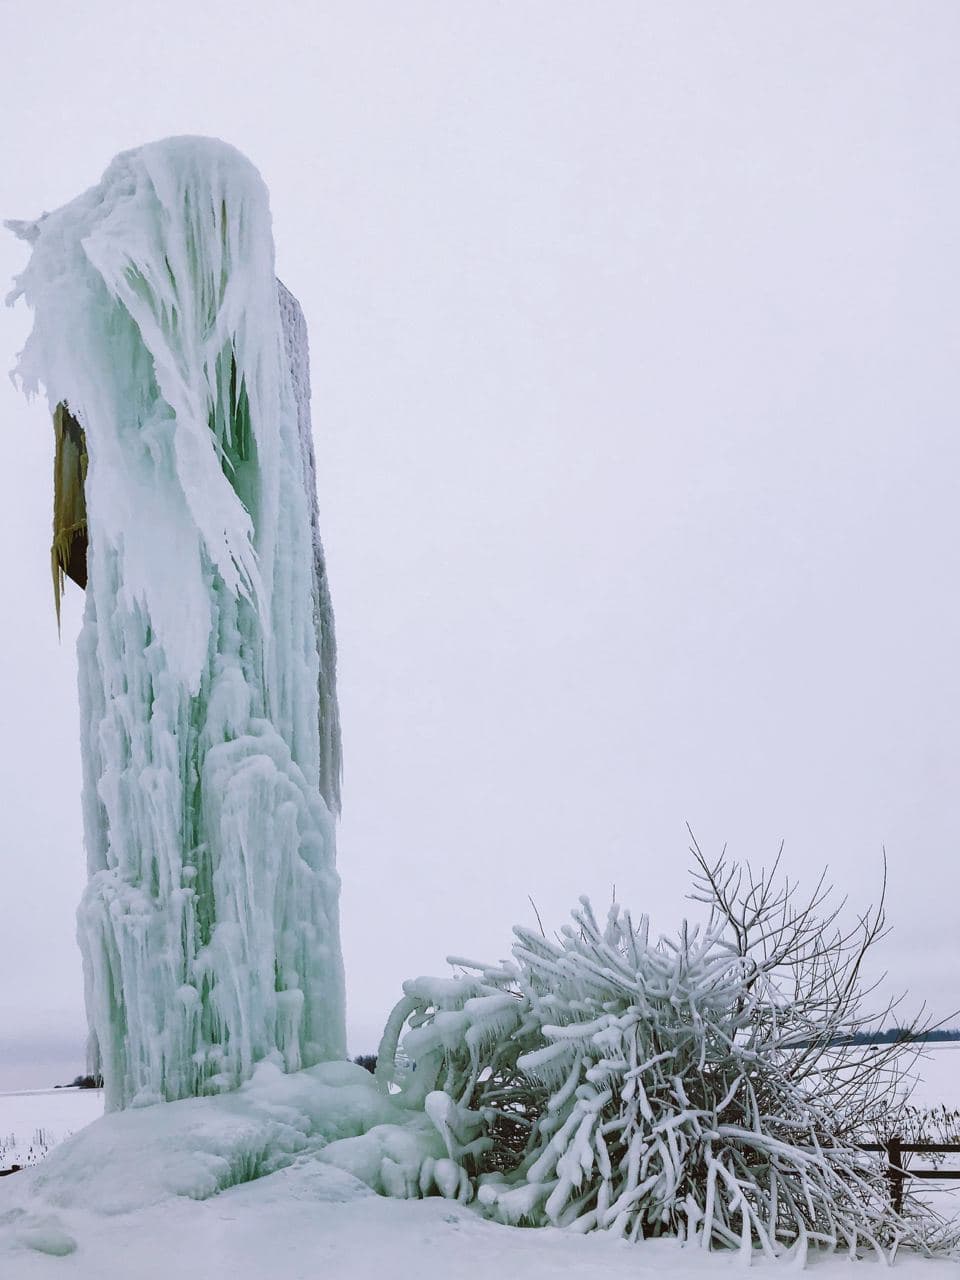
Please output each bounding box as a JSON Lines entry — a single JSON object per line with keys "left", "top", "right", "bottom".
{"left": 377, "top": 844, "right": 955, "bottom": 1259}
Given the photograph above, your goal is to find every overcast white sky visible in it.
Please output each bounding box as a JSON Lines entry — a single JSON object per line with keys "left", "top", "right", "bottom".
{"left": 1, "top": 2, "right": 959, "bottom": 1090}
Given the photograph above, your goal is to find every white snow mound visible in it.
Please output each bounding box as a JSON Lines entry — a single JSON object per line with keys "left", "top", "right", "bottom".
{"left": 0, "top": 1061, "right": 450, "bottom": 1258}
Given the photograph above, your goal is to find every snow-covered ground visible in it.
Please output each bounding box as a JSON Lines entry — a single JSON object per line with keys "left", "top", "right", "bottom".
{"left": 0, "top": 1049, "right": 956, "bottom": 1278}
{"left": 2, "top": 1155, "right": 958, "bottom": 1280}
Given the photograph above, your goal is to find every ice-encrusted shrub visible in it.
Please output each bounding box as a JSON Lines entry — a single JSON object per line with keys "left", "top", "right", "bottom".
{"left": 378, "top": 847, "right": 956, "bottom": 1260}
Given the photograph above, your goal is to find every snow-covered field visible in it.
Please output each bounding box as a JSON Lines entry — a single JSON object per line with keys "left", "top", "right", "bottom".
{"left": 909, "top": 1043, "right": 960, "bottom": 1110}
{"left": 0, "top": 1049, "right": 957, "bottom": 1278}
{"left": 0, "top": 1090, "right": 103, "bottom": 1171}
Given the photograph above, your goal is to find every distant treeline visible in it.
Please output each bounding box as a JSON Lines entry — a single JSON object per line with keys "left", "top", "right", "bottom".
{"left": 836, "top": 1028, "right": 960, "bottom": 1045}
{"left": 54, "top": 1074, "right": 104, "bottom": 1090}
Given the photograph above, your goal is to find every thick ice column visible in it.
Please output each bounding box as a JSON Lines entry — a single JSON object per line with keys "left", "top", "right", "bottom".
{"left": 278, "top": 282, "right": 342, "bottom": 816}
{"left": 8, "top": 137, "right": 346, "bottom": 1109}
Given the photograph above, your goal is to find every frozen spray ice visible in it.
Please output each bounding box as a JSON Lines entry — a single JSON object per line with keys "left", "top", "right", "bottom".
{"left": 8, "top": 137, "right": 346, "bottom": 1109}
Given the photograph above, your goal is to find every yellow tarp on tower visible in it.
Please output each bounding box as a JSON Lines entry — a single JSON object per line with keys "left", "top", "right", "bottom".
{"left": 52, "top": 402, "right": 88, "bottom": 623}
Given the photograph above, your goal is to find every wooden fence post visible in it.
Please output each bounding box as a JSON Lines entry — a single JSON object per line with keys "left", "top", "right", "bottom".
{"left": 887, "top": 1136, "right": 904, "bottom": 1215}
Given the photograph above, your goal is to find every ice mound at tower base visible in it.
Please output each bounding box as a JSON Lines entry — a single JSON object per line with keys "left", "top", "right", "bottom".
{"left": 0, "top": 1063, "right": 452, "bottom": 1260}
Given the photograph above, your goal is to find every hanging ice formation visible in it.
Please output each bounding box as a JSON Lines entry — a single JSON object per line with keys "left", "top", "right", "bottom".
{"left": 7, "top": 137, "right": 346, "bottom": 1110}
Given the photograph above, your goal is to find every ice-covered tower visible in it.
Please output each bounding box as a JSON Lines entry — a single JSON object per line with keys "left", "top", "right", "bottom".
{"left": 8, "top": 138, "right": 346, "bottom": 1110}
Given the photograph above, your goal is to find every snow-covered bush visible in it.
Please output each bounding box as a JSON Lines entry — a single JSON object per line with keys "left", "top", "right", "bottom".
{"left": 378, "top": 845, "right": 956, "bottom": 1259}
